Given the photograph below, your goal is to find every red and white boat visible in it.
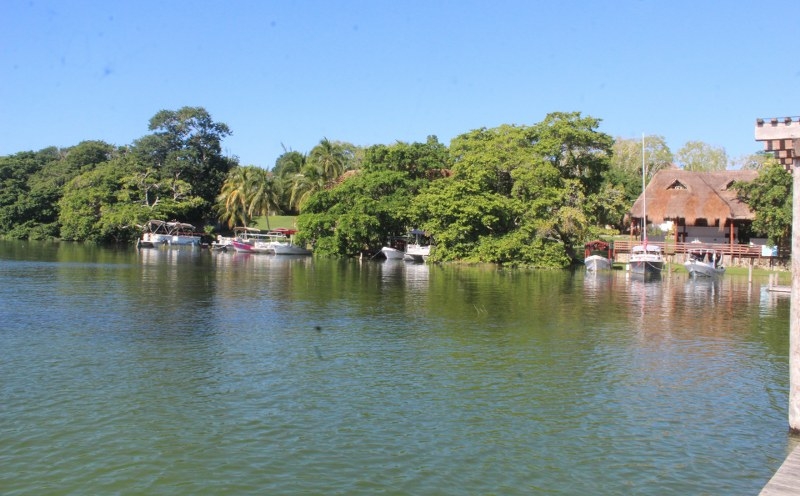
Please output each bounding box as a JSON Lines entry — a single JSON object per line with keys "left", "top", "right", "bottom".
{"left": 584, "top": 240, "right": 612, "bottom": 271}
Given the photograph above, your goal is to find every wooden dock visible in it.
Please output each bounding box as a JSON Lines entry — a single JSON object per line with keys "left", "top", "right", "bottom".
{"left": 761, "top": 445, "right": 800, "bottom": 495}
{"left": 612, "top": 239, "right": 764, "bottom": 259}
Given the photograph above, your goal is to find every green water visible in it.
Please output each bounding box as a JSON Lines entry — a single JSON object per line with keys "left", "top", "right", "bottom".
{"left": 0, "top": 240, "right": 793, "bottom": 495}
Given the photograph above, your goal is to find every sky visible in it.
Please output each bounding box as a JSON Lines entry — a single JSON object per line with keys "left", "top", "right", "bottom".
{"left": 2, "top": 0, "right": 799, "bottom": 169}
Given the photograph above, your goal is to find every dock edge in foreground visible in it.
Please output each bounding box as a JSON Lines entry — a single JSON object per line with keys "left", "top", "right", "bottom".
{"left": 761, "top": 445, "right": 800, "bottom": 495}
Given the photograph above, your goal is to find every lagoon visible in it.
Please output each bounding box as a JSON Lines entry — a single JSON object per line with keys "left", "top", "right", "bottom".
{"left": 0, "top": 240, "right": 794, "bottom": 495}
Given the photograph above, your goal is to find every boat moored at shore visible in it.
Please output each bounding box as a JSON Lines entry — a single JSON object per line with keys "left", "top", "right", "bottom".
{"left": 628, "top": 243, "right": 664, "bottom": 277}
{"left": 584, "top": 240, "right": 612, "bottom": 271}
{"left": 137, "top": 220, "right": 202, "bottom": 248}
{"left": 684, "top": 245, "right": 725, "bottom": 277}
{"left": 228, "top": 228, "right": 312, "bottom": 255}
{"left": 379, "top": 236, "right": 409, "bottom": 260}
{"left": 403, "top": 229, "right": 432, "bottom": 263}
{"left": 267, "top": 228, "right": 312, "bottom": 255}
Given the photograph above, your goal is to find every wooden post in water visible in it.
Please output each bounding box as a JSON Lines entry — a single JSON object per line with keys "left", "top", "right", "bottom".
{"left": 791, "top": 137, "right": 800, "bottom": 433}
{"left": 755, "top": 118, "right": 800, "bottom": 433}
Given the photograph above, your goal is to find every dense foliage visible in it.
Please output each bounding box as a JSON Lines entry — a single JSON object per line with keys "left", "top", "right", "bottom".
{"left": 1, "top": 106, "right": 779, "bottom": 267}
{"left": 405, "top": 113, "right": 615, "bottom": 266}
{"left": 296, "top": 136, "right": 450, "bottom": 256}
{"left": 1, "top": 107, "right": 235, "bottom": 243}
{"left": 295, "top": 112, "right": 617, "bottom": 267}
{"left": 734, "top": 161, "right": 792, "bottom": 254}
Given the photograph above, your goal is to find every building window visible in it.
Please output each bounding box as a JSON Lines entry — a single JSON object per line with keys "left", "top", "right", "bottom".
{"left": 667, "top": 180, "right": 686, "bottom": 190}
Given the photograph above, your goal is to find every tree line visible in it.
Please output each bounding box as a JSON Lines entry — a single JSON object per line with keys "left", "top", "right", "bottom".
{"left": 0, "top": 106, "right": 789, "bottom": 267}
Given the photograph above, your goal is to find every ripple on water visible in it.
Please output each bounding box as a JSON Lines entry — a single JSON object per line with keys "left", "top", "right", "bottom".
{"left": 0, "top": 252, "right": 791, "bottom": 495}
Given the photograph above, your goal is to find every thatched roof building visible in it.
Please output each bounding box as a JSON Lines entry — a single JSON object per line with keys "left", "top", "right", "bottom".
{"left": 629, "top": 169, "right": 758, "bottom": 226}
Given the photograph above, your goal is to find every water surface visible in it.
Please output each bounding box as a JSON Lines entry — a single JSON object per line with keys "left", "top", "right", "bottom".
{"left": 0, "top": 241, "right": 793, "bottom": 495}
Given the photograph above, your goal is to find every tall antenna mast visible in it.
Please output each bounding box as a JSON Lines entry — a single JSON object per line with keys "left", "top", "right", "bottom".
{"left": 642, "top": 134, "right": 647, "bottom": 242}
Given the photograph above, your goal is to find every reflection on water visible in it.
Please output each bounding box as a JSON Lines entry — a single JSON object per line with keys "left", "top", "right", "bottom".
{"left": 137, "top": 244, "right": 203, "bottom": 265}
{"left": 760, "top": 284, "right": 791, "bottom": 314}
{"left": 0, "top": 241, "right": 793, "bottom": 495}
{"left": 378, "top": 259, "right": 431, "bottom": 292}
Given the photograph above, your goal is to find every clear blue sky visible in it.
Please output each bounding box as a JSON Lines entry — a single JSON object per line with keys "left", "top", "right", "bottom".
{"left": 2, "top": 0, "right": 798, "bottom": 168}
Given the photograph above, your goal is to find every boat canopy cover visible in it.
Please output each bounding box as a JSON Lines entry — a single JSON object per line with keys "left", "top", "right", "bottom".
{"left": 139, "top": 220, "right": 169, "bottom": 232}
{"left": 167, "top": 222, "right": 196, "bottom": 231}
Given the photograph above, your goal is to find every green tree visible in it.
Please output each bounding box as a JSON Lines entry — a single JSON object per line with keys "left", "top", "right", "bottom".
{"left": 215, "top": 166, "right": 252, "bottom": 229}
{"left": 676, "top": 141, "right": 728, "bottom": 171}
{"left": 601, "top": 135, "right": 673, "bottom": 229}
{"left": 609, "top": 136, "right": 673, "bottom": 196}
{"left": 246, "top": 167, "right": 282, "bottom": 229}
{"left": 527, "top": 112, "right": 613, "bottom": 196}
{"left": 734, "top": 162, "right": 792, "bottom": 254}
{"left": 215, "top": 166, "right": 282, "bottom": 230}
{"left": 413, "top": 114, "right": 613, "bottom": 266}
{"left": 289, "top": 163, "right": 328, "bottom": 212}
{"left": 272, "top": 150, "right": 306, "bottom": 214}
{"left": 0, "top": 151, "right": 52, "bottom": 237}
{"left": 296, "top": 138, "right": 450, "bottom": 256}
{"left": 0, "top": 143, "right": 116, "bottom": 240}
{"left": 273, "top": 150, "right": 306, "bottom": 179}
{"left": 288, "top": 139, "right": 364, "bottom": 213}
{"left": 307, "top": 138, "right": 348, "bottom": 179}
{"left": 137, "top": 106, "right": 236, "bottom": 220}
{"left": 731, "top": 151, "right": 776, "bottom": 170}
{"left": 58, "top": 162, "right": 124, "bottom": 242}
{"left": 411, "top": 179, "right": 520, "bottom": 263}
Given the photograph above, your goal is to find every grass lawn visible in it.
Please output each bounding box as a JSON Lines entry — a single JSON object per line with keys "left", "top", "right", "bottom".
{"left": 610, "top": 261, "right": 789, "bottom": 284}
{"left": 251, "top": 216, "right": 298, "bottom": 231}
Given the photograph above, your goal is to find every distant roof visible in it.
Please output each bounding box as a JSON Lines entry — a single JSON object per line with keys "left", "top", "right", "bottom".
{"left": 629, "top": 169, "right": 758, "bottom": 224}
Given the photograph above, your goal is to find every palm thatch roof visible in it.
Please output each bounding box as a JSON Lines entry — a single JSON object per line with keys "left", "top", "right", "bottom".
{"left": 629, "top": 169, "right": 758, "bottom": 225}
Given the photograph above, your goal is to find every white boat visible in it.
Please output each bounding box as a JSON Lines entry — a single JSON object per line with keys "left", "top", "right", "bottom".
{"left": 628, "top": 135, "right": 664, "bottom": 278}
{"left": 231, "top": 234, "right": 275, "bottom": 253}
{"left": 138, "top": 220, "right": 170, "bottom": 247}
{"left": 403, "top": 229, "right": 432, "bottom": 263}
{"left": 165, "top": 222, "right": 202, "bottom": 245}
{"left": 404, "top": 244, "right": 431, "bottom": 262}
{"left": 629, "top": 243, "right": 664, "bottom": 276}
{"left": 380, "top": 246, "right": 405, "bottom": 260}
{"left": 232, "top": 228, "right": 290, "bottom": 254}
{"left": 211, "top": 236, "right": 233, "bottom": 251}
{"left": 228, "top": 228, "right": 311, "bottom": 255}
{"left": 380, "top": 236, "right": 409, "bottom": 260}
{"left": 271, "top": 241, "right": 312, "bottom": 255}
{"left": 266, "top": 229, "right": 312, "bottom": 255}
{"left": 684, "top": 246, "right": 725, "bottom": 277}
{"left": 138, "top": 220, "right": 201, "bottom": 247}
{"left": 584, "top": 240, "right": 612, "bottom": 271}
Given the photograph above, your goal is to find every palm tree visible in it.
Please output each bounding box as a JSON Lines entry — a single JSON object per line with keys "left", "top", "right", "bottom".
{"left": 246, "top": 167, "right": 282, "bottom": 230}
{"left": 308, "top": 138, "right": 347, "bottom": 181}
{"left": 289, "top": 163, "right": 327, "bottom": 212}
{"left": 273, "top": 150, "right": 306, "bottom": 214}
{"left": 217, "top": 166, "right": 284, "bottom": 230}
{"left": 216, "top": 166, "right": 252, "bottom": 229}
